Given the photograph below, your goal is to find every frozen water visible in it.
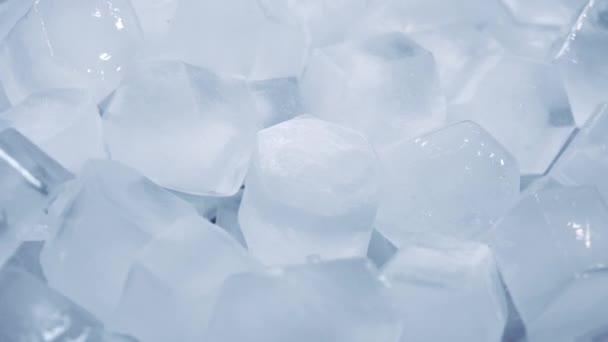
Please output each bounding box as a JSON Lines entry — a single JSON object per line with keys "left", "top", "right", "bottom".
{"left": 366, "top": 229, "right": 397, "bottom": 269}
{"left": 0, "top": 128, "right": 71, "bottom": 266}
{"left": 487, "top": 20, "right": 564, "bottom": 61}
{"left": 215, "top": 190, "right": 247, "bottom": 248}
{"left": 204, "top": 258, "right": 402, "bottom": 342}
{"left": 487, "top": 186, "right": 608, "bottom": 325}
{"left": 375, "top": 121, "right": 519, "bottom": 246}
{"left": 249, "top": 77, "right": 303, "bottom": 129}
{"left": 0, "top": 0, "right": 34, "bottom": 42}
{"left": 4, "top": 241, "right": 46, "bottom": 281}
{"left": 130, "top": 0, "right": 178, "bottom": 42}
{"left": 502, "top": 0, "right": 588, "bottom": 29}
{"left": 167, "top": 0, "right": 307, "bottom": 79}
{"left": 0, "top": 82, "right": 10, "bottom": 112}
{"left": 40, "top": 159, "right": 198, "bottom": 320}
{"left": 0, "top": 0, "right": 143, "bottom": 104}
{"left": 111, "top": 215, "right": 259, "bottom": 342}
{"left": 551, "top": 104, "right": 608, "bottom": 200}
{"left": 450, "top": 56, "right": 575, "bottom": 175}
{"left": 239, "top": 116, "right": 379, "bottom": 265}
{"left": 0, "top": 89, "right": 105, "bottom": 172}
{"left": 555, "top": 0, "right": 608, "bottom": 125}
{"left": 301, "top": 32, "right": 446, "bottom": 147}
{"left": 0, "top": 267, "right": 110, "bottom": 342}
{"left": 103, "top": 60, "right": 259, "bottom": 196}
{"left": 382, "top": 235, "right": 508, "bottom": 342}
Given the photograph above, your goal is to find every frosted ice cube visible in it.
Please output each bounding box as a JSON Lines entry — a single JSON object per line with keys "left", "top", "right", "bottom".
{"left": 366, "top": 229, "right": 397, "bottom": 268}
{"left": 250, "top": 77, "right": 303, "bottom": 129}
{"left": 450, "top": 56, "right": 575, "bottom": 175}
{"left": 0, "top": 0, "right": 33, "bottom": 42}
{"left": 0, "top": 128, "right": 71, "bottom": 266}
{"left": 554, "top": 0, "right": 608, "bottom": 124}
{"left": 205, "top": 259, "right": 402, "bottom": 342}
{"left": 4, "top": 241, "right": 45, "bottom": 281}
{"left": 382, "top": 235, "right": 508, "bottom": 342}
{"left": 215, "top": 190, "right": 247, "bottom": 248}
{"left": 40, "top": 159, "right": 198, "bottom": 320}
{"left": 111, "top": 216, "right": 259, "bottom": 342}
{"left": 0, "top": 89, "right": 105, "bottom": 172}
{"left": 0, "top": 0, "right": 143, "bottom": 104}
{"left": 167, "top": 0, "right": 307, "bottom": 79}
{"left": 103, "top": 60, "right": 259, "bottom": 196}
{"left": 301, "top": 32, "right": 446, "bottom": 147}
{"left": 0, "top": 267, "right": 110, "bottom": 342}
{"left": 486, "top": 186, "right": 608, "bottom": 324}
{"left": 0, "top": 83, "right": 10, "bottom": 112}
{"left": 487, "top": 20, "right": 564, "bottom": 61}
{"left": 239, "top": 116, "right": 379, "bottom": 265}
{"left": 130, "top": 0, "right": 178, "bottom": 42}
{"left": 375, "top": 121, "right": 519, "bottom": 246}
{"left": 551, "top": 104, "right": 608, "bottom": 200}
{"left": 502, "top": 0, "right": 588, "bottom": 29}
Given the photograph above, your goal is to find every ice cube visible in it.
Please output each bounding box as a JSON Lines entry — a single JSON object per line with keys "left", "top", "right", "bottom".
{"left": 486, "top": 20, "right": 564, "bottom": 61}
{"left": 4, "top": 241, "right": 46, "bottom": 281}
{"left": 486, "top": 186, "right": 608, "bottom": 325}
{"left": 40, "top": 159, "right": 198, "bottom": 320}
{"left": 103, "top": 60, "right": 259, "bottom": 196}
{"left": 0, "top": 128, "right": 71, "bottom": 266}
{"left": 130, "top": 0, "right": 178, "bottom": 42}
{"left": 366, "top": 229, "right": 397, "bottom": 268}
{"left": 375, "top": 121, "right": 519, "bottom": 246}
{"left": 215, "top": 190, "right": 247, "bottom": 248}
{"left": 382, "top": 235, "right": 508, "bottom": 342}
{"left": 238, "top": 116, "right": 379, "bottom": 265}
{"left": 0, "top": 89, "right": 105, "bottom": 172}
{"left": 502, "top": 0, "right": 588, "bottom": 29}
{"left": 301, "top": 32, "right": 446, "bottom": 147}
{"left": 551, "top": 104, "right": 608, "bottom": 200}
{"left": 204, "top": 258, "right": 402, "bottom": 342}
{"left": 0, "top": 0, "right": 143, "bottom": 104}
{"left": 0, "top": 267, "right": 110, "bottom": 342}
{"left": 450, "top": 56, "right": 575, "bottom": 175}
{"left": 167, "top": 0, "right": 307, "bottom": 79}
{"left": 0, "top": 0, "right": 34, "bottom": 41}
{"left": 111, "top": 216, "right": 259, "bottom": 342}
{"left": 554, "top": 0, "right": 608, "bottom": 125}
{"left": 249, "top": 77, "right": 303, "bottom": 129}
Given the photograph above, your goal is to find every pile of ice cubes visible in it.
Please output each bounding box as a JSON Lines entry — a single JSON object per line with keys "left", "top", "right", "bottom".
{"left": 0, "top": 0, "right": 607, "bottom": 341}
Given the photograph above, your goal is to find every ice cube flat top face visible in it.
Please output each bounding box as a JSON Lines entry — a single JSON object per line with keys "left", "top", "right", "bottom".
{"left": 103, "top": 60, "right": 258, "bottom": 196}
{"left": 376, "top": 121, "right": 519, "bottom": 245}
{"left": 0, "top": 0, "right": 142, "bottom": 103}
{"left": 205, "top": 259, "right": 401, "bottom": 342}
{"left": 488, "top": 186, "right": 608, "bottom": 324}
{"left": 301, "top": 32, "right": 446, "bottom": 146}
{"left": 451, "top": 57, "right": 575, "bottom": 175}
{"left": 382, "top": 236, "right": 507, "bottom": 342}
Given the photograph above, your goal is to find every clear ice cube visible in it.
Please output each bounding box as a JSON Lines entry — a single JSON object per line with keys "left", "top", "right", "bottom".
{"left": 486, "top": 186, "right": 608, "bottom": 324}
{"left": 375, "top": 121, "right": 520, "bottom": 246}
{"left": 301, "top": 32, "right": 446, "bottom": 147}
{"left": 382, "top": 235, "right": 508, "bottom": 342}
{"left": 103, "top": 60, "right": 259, "bottom": 196}
{"left": 40, "top": 159, "right": 198, "bottom": 320}
{"left": 238, "top": 116, "right": 379, "bottom": 265}
{"left": 0, "top": 89, "right": 105, "bottom": 172}
{"left": 450, "top": 56, "right": 575, "bottom": 175}
{"left": 204, "top": 259, "right": 402, "bottom": 342}
{"left": 0, "top": 0, "right": 143, "bottom": 104}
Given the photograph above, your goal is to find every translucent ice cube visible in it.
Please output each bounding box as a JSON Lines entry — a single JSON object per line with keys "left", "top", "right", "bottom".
{"left": 239, "top": 116, "right": 379, "bottom": 265}
{"left": 40, "top": 159, "right": 198, "bottom": 320}
{"left": 103, "top": 60, "right": 259, "bottom": 196}
{"left": 0, "top": 128, "right": 71, "bottom": 266}
{"left": 487, "top": 186, "right": 608, "bottom": 325}
{"left": 0, "top": 0, "right": 34, "bottom": 42}
{"left": 382, "top": 235, "right": 508, "bottom": 342}
{"left": 502, "top": 0, "right": 588, "bottom": 30}
{"left": 0, "top": 89, "right": 105, "bottom": 172}
{"left": 554, "top": 0, "right": 608, "bottom": 124}
{"left": 450, "top": 56, "right": 575, "bottom": 175}
{"left": 375, "top": 121, "right": 520, "bottom": 246}
{"left": 551, "top": 104, "right": 608, "bottom": 200}
{"left": 215, "top": 190, "right": 247, "bottom": 248}
{"left": 0, "top": 0, "right": 143, "bottom": 104}
{"left": 204, "top": 259, "right": 402, "bottom": 342}
{"left": 130, "top": 0, "right": 178, "bottom": 42}
{"left": 249, "top": 77, "right": 303, "bottom": 129}
{"left": 366, "top": 229, "right": 397, "bottom": 268}
{"left": 301, "top": 32, "right": 446, "bottom": 147}
{"left": 111, "top": 216, "right": 259, "bottom": 342}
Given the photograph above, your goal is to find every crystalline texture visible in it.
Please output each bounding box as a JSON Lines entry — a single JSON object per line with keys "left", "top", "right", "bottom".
{"left": 0, "top": 89, "right": 105, "bottom": 172}
{"left": 0, "top": 128, "right": 71, "bottom": 266}
{"left": 205, "top": 259, "right": 402, "bottom": 342}
{"left": 239, "top": 116, "right": 379, "bottom": 265}
{"left": 103, "top": 60, "right": 259, "bottom": 195}
{"left": 375, "top": 121, "right": 519, "bottom": 246}
{"left": 301, "top": 32, "right": 446, "bottom": 147}
{"left": 450, "top": 56, "right": 575, "bottom": 175}
{"left": 486, "top": 186, "right": 608, "bottom": 325}
{"left": 40, "top": 159, "right": 198, "bottom": 320}
{"left": 0, "top": 0, "right": 143, "bottom": 104}
{"left": 382, "top": 235, "right": 508, "bottom": 342}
